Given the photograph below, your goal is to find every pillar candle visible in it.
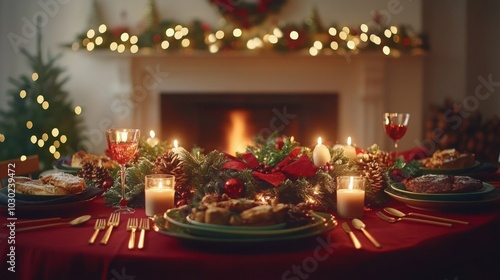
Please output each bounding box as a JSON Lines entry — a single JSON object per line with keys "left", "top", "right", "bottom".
{"left": 336, "top": 176, "right": 365, "bottom": 218}
{"left": 145, "top": 175, "right": 175, "bottom": 216}
{"left": 313, "top": 137, "right": 331, "bottom": 166}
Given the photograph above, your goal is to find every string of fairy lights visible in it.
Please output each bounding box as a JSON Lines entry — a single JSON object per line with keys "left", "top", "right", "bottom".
{"left": 0, "top": 72, "right": 83, "bottom": 161}
{"left": 70, "top": 21, "right": 422, "bottom": 57}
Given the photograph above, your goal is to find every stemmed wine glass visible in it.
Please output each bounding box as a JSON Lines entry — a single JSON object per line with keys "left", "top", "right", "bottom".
{"left": 106, "top": 128, "right": 140, "bottom": 214}
{"left": 383, "top": 113, "right": 410, "bottom": 158}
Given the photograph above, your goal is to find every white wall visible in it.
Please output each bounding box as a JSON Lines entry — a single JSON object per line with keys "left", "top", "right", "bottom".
{"left": 0, "top": 0, "right": 423, "bottom": 154}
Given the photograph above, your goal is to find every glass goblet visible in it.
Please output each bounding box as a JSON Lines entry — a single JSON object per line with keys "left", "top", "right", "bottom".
{"left": 383, "top": 113, "right": 410, "bottom": 158}
{"left": 106, "top": 128, "right": 140, "bottom": 214}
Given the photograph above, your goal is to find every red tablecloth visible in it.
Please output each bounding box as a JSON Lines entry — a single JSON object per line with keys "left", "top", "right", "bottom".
{"left": 1, "top": 177, "right": 499, "bottom": 280}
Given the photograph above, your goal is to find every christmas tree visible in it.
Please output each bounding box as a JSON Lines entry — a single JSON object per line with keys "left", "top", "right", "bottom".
{"left": 0, "top": 27, "right": 85, "bottom": 170}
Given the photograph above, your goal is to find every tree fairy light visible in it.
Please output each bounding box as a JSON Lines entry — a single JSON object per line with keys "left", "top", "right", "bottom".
{"left": 32, "top": 72, "right": 39, "bottom": 81}
{"left": 0, "top": 133, "right": 5, "bottom": 143}
{"left": 74, "top": 105, "right": 82, "bottom": 115}
{"left": 52, "top": 128, "right": 60, "bottom": 137}
{"left": 42, "top": 101, "right": 49, "bottom": 109}
{"left": 20, "top": 90, "right": 27, "bottom": 98}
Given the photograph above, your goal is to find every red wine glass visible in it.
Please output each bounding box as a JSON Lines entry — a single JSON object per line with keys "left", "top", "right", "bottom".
{"left": 383, "top": 113, "right": 410, "bottom": 158}
{"left": 106, "top": 128, "right": 140, "bottom": 214}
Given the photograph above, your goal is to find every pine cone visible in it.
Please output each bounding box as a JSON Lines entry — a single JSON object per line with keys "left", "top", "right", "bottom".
{"left": 77, "top": 162, "right": 95, "bottom": 181}
{"left": 93, "top": 166, "right": 111, "bottom": 188}
{"left": 154, "top": 151, "right": 192, "bottom": 203}
{"left": 356, "top": 150, "right": 392, "bottom": 169}
{"left": 361, "top": 161, "right": 386, "bottom": 193}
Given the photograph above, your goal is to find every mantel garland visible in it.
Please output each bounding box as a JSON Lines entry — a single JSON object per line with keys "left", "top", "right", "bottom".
{"left": 100, "top": 133, "right": 421, "bottom": 211}
{"left": 66, "top": 1, "right": 426, "bottom": 57}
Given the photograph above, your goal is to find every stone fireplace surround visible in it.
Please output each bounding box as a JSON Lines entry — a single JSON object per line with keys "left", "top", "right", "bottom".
{"left": 130, "top": 52, "right": 423, "bottom": 151}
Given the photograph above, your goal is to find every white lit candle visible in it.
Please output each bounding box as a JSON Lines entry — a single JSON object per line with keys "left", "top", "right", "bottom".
{"left": 336, "top": 176, "right": 365, "bottom": 218}
{"left": 145, "top": 175, "right": 175, "bottom": 216}
{"left": 333, "top": 137, "right": 357, "bottom": 159}
{"left": 313, "top": 137, "right": 331, "bottom": 166}
{"left": 146, "top": 130, "right": 160, "bottom": 147}
{"left": 171, "top": 139, "right": 186, "bottom": 158}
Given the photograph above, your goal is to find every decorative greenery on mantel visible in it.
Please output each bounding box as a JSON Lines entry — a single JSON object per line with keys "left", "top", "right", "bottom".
{"left": 65, "top": 0, "right": 426, "bottom": 58}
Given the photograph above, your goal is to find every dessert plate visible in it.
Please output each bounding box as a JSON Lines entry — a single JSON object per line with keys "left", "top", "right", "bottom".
{"left": 390, "top": 182, "right": 495, "bottom": 201}
{"left": 384, "top": 187, "right": 500, "bottom": 211}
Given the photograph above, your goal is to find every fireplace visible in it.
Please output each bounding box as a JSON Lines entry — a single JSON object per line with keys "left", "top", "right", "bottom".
{"left": 160, "top": 93, "right": 338, "bottom": 153}
{"left": 129, "top": 54, "right": 424, "bottom": 152}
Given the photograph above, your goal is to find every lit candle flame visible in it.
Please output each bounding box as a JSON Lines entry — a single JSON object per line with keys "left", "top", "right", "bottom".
{"left": 317, "top": 137, "right": 323, "bottom": 145}
{"left": 174, "top": 139, "right": 179, "bottom": 148}
{"left": 150, "top": 130, "right": 155, "bottom": 138}
{"left": 158, "top": 180, "right": 163, "bottom": 189}
{"left": 348, "top": 176, "right": 354, "bottom": 190}
{"left": 347, "top": 136, "right": 352, "bottom": 146}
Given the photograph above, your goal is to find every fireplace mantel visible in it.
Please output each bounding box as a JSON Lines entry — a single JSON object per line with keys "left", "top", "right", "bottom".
{"left": 127, "top": 53, "right": 423, "bottom": 150}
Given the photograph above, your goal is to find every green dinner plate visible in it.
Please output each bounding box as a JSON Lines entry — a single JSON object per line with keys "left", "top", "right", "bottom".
{"left": 384, "top": 187, "right": 500, "bottom": 211}
{"left": 155, "top": 211, "right": 337, "bottom": 243}
{"left": 0, "top": 185, "right": 87, "bottom": 201}
{"left": 390, "top": 182, "right": 495, "bottom": 201}
{"left": 419, "top": 161, "right": 480, "bottom": 175}
{"left": 185, "top": 215, "right": 286, "bottom": 231}
{"left": 162, "top": 208, "right": 335, "bottom": 239}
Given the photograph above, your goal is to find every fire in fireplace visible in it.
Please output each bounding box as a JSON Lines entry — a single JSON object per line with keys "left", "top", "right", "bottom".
{"left": 160, "top": 93, "right": 338, "bottom": 154}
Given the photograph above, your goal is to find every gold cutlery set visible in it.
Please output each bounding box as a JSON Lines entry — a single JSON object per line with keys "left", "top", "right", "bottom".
{"left": 87, "top": 213, "right": 150, "bottom": 248}
{"left": 343, "top": 208, "right": 469, "bottom": 249}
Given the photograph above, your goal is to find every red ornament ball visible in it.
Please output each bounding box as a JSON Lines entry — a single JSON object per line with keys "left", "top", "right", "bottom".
{"left": 275, "top": 137, "right": 284, "bottom": 150}
{"left": 224, "top": 178, "right": 244, "bottom": 199}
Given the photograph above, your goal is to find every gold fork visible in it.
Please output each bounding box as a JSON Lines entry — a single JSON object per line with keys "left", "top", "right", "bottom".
{"left": 138, "top": 218, "right": 150, "bottom": 249}
{"left": 89, "top": 219, "right": 106, "bottom": 244}
{"left": 127, "top": 218, "right": 138, "bottom": 249}
{"left": 100, "top": 212, "right": 120, "bottom": 245}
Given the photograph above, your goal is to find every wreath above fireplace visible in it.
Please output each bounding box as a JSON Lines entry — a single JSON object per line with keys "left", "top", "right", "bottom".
{"left": 209, "top": 0, "right": 289, "bottom": 29}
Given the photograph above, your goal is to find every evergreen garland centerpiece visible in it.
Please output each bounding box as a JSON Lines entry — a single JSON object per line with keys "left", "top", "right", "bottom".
{"left": 0, "top": 27, "right": 85, "bottom": 169}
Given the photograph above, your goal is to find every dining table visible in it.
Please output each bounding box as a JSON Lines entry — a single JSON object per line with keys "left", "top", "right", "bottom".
{"left": 1, "top": 171, "right": 499, "bottom": 280}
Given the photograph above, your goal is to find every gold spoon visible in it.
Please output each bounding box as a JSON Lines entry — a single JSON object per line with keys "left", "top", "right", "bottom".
{"left": 384, "top": 208, "right": 468, "bottom": 225}
{"left": 352, "top": 219, "right": 381, "bottom": 248}
{"left": 16, "top": 215, "right": 91, "bottom": 232}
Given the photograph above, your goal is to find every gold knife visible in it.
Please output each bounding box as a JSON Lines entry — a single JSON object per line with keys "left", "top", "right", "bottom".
{"left": 342, "top": 222, "right": 362, "bottom": 249}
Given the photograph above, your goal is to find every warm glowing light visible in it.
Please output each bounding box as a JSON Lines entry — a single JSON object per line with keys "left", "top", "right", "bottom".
{"left": 328, "top": 27, "right": 337, "bottom": 36}
{"left": 390, "top": 26, "right": 398, "bottom": 34}
{"left": 52, "top": 128, "right": 59, "bottom": 137}
{"left": 289, "top": 31, "right": 299, "bottom": 40}
{"left": 82, "top": 38, "right": 90, "bottom": 46}
{"left": 130, "top": 35, "right": 138, "bottom": 44}
{"left": 181, "top": 27, "right": 189, "bottom": 36}
{"left": 86, "top": 42, "right": 95, "bottom": 51}
{"left": 175, "top": 25, "right": 182, "bottom": 31}
{"left": 36, "top": 95, "right": 44, "bottom": 104}
{"left": 42, "top": 133, "right": 49, "bottom": 141}
{"left": 150, "top": 130, "right": 156, "bottom": 138}
{"left": 384, "top": 29, "right": 392, "bottom": 38}
{"left": 166, "top": 28, "right": 174, "bottom": 37}
{"left": 360, "top": 24, "right": 368, "bottom": 33}
{"left": 98, "top": 24, "right": 107, "bottom": 33}
{"left": 209, "top": 44, "right": 219, "bottom": 53}
{"left": 348, "top": 176, "right": 354, "bottom": 190}
{"left": 347, "top": 40, "right": 356, "bottom": 50}
{"left": 330, "top": 41, "right": 339, "bottom": 50}
{"left": 30, "top": 135, "right": 37, "bottom": 144}
{"left": 20, "top": 155, "right": 27, "bottom": 161}
{"left": 117, "top": 44, "right": 126, "bottom": 53}
{"left": 54, "top": 140, "right": 60, "bottom": 148}
{"left": 54, "top": 151, "right": 61, "bottom": 159}
{"left": 110, "top": 42, "right": 118, "bottom": 51}
{"left": 161, "top": 41, "right": 170, "bottom": 49}
{"left": 174, "top": 31, "right": 183, "bottom": 40}
{"left": 49, "top": 145, "right": 56, "bottom": 154}
{"left": 268, "top": 35, "right": 278, "bottom": 44}
{"left": 383, "top": 46, "right": 391, "bottom": 55}
{"left": 273, "top": 28, "right": 283, "bottom": 38}
{"left": 233, "top": 28, "right": 242, "bottom": 37}
{"left": 60, "top": 135, "right": 67, "bottom": 143}
{"left": 342, "top": 26, "right": 350, "bottom": 34}
{"left": 226, "top": 110, "right": 253, "bottom": 155}
{"left": 215, "top": 30, "right": 224, "bottom": 39}
{"left": 370, "top": 34, "right": 381, "bottom": 45}
{"left": 360, "top": 33, "right": 368, "bottom": 42}
{"left": 95, "top": 36, "right": 103, "bottom": 45}
{"left": 37, "top": 139, "right": 45, "bottom": 147}
{"left": 42, "top": 101, "right": 49, "bottom": 109}
{"left": 26, "top": 121, "right": 33, "bottom": 129}
{"left": 130, "top": 45, "right": 139, "bottom": 53}
{"left": 32, "top": 72, "right": 39, "bottom": 81}
{"left": 74, "top": 106, "right": 82, "bottom": 115}
{"left": 347, "top": 137, "right": 352, "bottom": 146}
{"left": 174, "top": 139, "right": 179, "bottom": 149}
{"left": 120, "top": 32, "right": 129, "bottom": 42}
{"left": 20, "top": 90, "right": 27, "bottom": 98}
{"left": 71, "top": 42, "right": 80, "bottom": 51}
{"left": 0, "top": 134, "right": 5, "bottom": 142}
{"left": 313, "top": 41, "right": 323, "bottom": 49}
{"left": 309, "top": 47, "right": 319, "bottom": 56}
{"left": 317, "top": 137, "right": 323, "bottom": 145}
{"left": 339, "top": 31, "right": 347, "bottom": 40}
{"left": 181, "top": 38, "right": 190, "bottom": 47}
{"left": 207, "top": 34, "right": 216, "bottom": 43}
{"left": 87, "top": 29, "right": 95, "bottom": 38}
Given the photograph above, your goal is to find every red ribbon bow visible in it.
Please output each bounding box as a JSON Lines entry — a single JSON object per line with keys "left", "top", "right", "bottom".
{"left": 222, "top": 148, "right": 318, "bottom": 187}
